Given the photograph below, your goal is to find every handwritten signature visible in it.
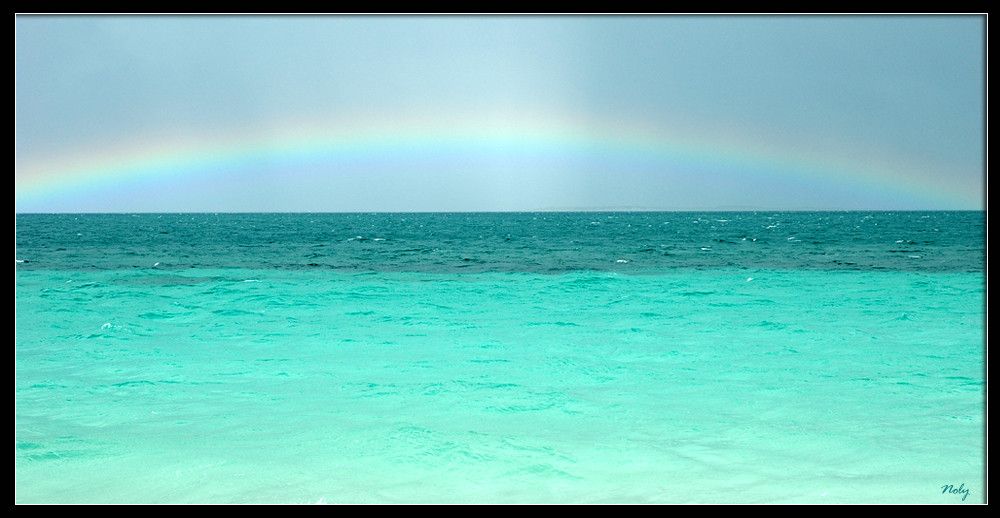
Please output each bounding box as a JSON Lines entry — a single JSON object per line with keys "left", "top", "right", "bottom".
{"left": 941, "top": 483, "right": 970, "bottom": 501}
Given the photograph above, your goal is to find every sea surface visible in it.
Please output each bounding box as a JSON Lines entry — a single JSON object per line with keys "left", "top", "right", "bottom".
{"left": 15, "top": 211, "right": 986, "bottom": 504}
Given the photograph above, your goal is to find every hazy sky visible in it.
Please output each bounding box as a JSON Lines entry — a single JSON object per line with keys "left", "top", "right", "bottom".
{"left": 14, "top": 14, "right": 985, "bottom": 212}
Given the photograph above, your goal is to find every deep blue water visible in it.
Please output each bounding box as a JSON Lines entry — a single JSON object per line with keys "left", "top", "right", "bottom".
{"left": 14, "top": 211, "right": 985, "bottom": 273}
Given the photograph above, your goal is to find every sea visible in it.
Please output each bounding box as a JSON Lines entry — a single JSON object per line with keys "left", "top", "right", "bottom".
{"left": 14, "top": 211, "right": 986, "bottom": 504}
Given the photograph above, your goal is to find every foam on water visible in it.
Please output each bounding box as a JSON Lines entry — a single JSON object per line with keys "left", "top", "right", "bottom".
{"left": 15, "top": 212, "right": 985, "bottom": 504}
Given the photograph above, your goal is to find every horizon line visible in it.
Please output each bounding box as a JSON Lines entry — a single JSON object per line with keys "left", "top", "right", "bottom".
{"left": 14, "top": 207, "right": 986, "bottom": 215}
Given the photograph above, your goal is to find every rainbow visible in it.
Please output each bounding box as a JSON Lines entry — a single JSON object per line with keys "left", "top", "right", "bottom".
{"left": 14, "top": 112, "right": 981, "bottom": 212}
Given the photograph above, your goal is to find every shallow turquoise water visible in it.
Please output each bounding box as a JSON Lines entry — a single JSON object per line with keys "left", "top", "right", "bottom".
{"left": 15, "top": 212, "right": 985, "bottom": 503}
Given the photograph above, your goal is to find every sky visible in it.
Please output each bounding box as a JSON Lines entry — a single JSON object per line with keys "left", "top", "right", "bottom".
{"left": 14, "top": 14, "right": 985, "bottom": 212}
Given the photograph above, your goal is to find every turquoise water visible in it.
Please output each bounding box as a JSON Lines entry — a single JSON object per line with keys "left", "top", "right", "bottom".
{"left": 15, "top": 212, "right": 985, "bottom": 503}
